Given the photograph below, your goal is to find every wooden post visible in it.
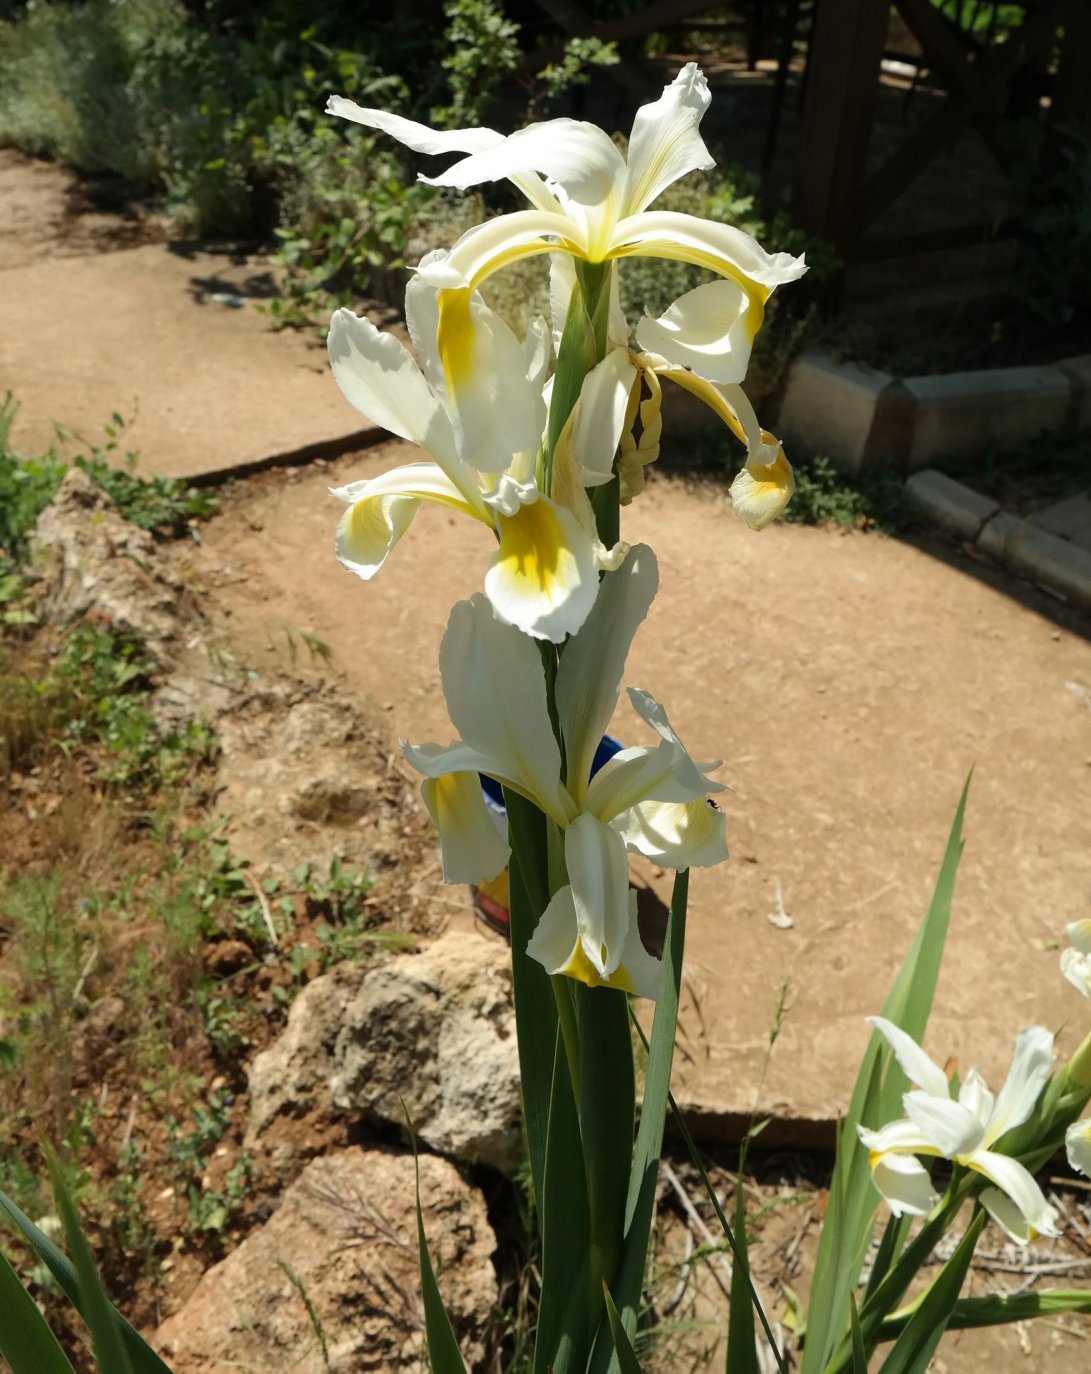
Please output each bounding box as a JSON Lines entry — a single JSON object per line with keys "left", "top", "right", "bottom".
{"left": 791, "top": 0, "right": 891, "bottom": 256}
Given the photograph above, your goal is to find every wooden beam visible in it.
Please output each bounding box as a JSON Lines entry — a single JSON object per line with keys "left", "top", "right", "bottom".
{"left": 791, "top": 0, "right": 890, "bottom": 254}
{"left": 860, "top": 0, "right": 1076, "bottom": 227}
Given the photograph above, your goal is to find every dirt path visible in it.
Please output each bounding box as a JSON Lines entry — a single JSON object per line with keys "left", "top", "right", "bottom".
{"left": 0, "top": 150, "right": 384, "bottom": 475}
{"left": 181, "top": 444, "right": 1091, "bottom": 1133}
{"left": 6, "top": 146, "right": 1091, "bottom": 1128}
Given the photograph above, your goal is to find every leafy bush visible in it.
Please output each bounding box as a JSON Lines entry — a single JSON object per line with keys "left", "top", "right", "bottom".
{"left": 0, "top": 395, "right": 217, "bottom": 557}
{"left": 0, "top": 0, "right": 172, "bottom": 182}
{"left": 1017, "top": 126, "right": 1091, "bottom": 328}
{"left": 0, "top": 0, "right": 834, "bottom": 353}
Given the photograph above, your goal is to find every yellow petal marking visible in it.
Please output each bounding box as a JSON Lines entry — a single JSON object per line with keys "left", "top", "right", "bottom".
{"left": 610, "top": 238, "right": 768, "bottom": 341}
{"left": 557, "top": 938, "right": 640, "bottom": 994}
{"left": 653, "top": 365, "right": 748, "bottom": 447}
{"left": 437, "top": 286, "right": 475, "bottom": 396}
{"left": 346, "top": 483, "right": 485, "bottom": 534}
{"left": 492, "top": 498, "right": 576, "bottom": 605}
{"left": 730, "top": 447, "right": 795, "bottom": 531}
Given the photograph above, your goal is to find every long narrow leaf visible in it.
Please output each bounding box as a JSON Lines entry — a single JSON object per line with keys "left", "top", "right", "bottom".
{"left": 0, "top": 1189, "right": 173, "bottom": 1374}
{"left": 504, "top": 789, "right": 560, "bottom": 1211}
{"left": 535, "top": 1026, "right": 591, "bottom": 1374}
{"left": 575, "top": 980, "right": 635, "bottom": 1299}
{"left": 803, "top": 778, "right": 969, "bottom": 1374}
{"left": 725, "top": 1172, "right": 758, "bottom": 1374}
{"left": 825, "top": 1183, "right": 970, "bottom": 1373}
{"left": 628, "top": 1018, "right": 787, "bottom": 1374}
{"left": 46, "top": 1149, "right": 134, "bottom": 1374}
{"left": 409, "top": 1128, "right": 468, "bottom": 1374}
{"left": 0, "top": 1243, "right": 77, "bottom": 1374}
{"left": 875, "top": 1210, "right": 984, "bottom": 1374}
{"left": 848, "top": 1295, "right": 868, "bottom": 1374}
{"left": 861, "top": 1213, "right": 911, "bottom": 1309}
{"left": 587, "top": 870, "right": 688, "bottom": 1374}
{"left": 602, "top": 1283, "right": 645, "bottom": 1374}
{"left": 878, "top": 1287, "right": 1091, "bottom": 1338}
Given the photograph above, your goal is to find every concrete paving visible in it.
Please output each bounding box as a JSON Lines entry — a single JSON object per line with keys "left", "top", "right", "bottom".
{"left": 909, "top": 470, "right": 1091, "bottom": 612}
{"left": 1, "top": 240, "right": 381, "bottom": 479}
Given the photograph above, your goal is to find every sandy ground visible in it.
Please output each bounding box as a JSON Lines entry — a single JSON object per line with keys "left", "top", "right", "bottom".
{"left": 180, "top": 445, "right": 1091, "bottom": 1133}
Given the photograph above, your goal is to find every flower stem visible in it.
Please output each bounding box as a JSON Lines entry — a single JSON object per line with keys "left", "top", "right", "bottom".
{"left": 551, "top": 975, "right": 581, "bottom": 1103}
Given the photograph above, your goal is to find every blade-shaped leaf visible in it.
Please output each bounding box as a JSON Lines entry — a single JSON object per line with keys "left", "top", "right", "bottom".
{"left": 504, "top": 788, "right": 559, "bottom": 1213}
{"left": 0, "top": 1243, "right": 77, "bottom": 1374}
{"left": 803, "top": 778, "right": 969, "bottom": 1374}
{"left": 627, "top": 1021, "right": 787, "bottom": 1374}
{"left": 0, "top": 1189, "right": 173, "bottom": 1374}
{"left": 876, "top": 1209, "right": 984, "bottom": 1374}
{"left": 862, "top": 1213, "right": 911, "bottom": 1309}
{"left": 410, "top": 1127, "right": 468, "bottom": 1374}
{"left": 535, "top": 1023, "right": 591, "bottom": 1374}
{"left": 575, "top": 979, "right": 635, "bottom": 1300}
{"left": 849, "top": 1295, "right": 868, "bottom": 1374}
{"left": 587, "top": 870, "right": 688, "bottom": 1374}
{"left": 725, "top": 1172, "right": 758, "bottom": 1374}
{"left": 879, "top": 1287, "right": 1091, "bottom": 1338}
{"left": 602, "top": 1282, "right": 645, "bottom": 1374}
{"left": 47, "top": 1149, "right": 133, "bottom": 1374}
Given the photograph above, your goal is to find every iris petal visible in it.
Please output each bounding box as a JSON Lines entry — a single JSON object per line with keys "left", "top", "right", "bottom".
{"left": 612, "top": 796, "right": 728, "bottom": 869}
{"left": 439, "top": 596, "right": 576, "bottom": 825}
{"left": 419, "top": 771, "right": 510, "bottom": 884}
{"left": 331, "top": 463, "right": 483, "bottom": 578}
{"left": 866, "top": 1017, "right": 952, "bottom": 1100}
{"left": 730, "top": 449, "right": 796, "bottom": 531}
{"left": 635, "top": 279, "right": 753, "bottom": 385}
{"left": 970, "top": 1152, "right": 1059, "bottom": 1241}
{"left": 565, "top": 814, "right": 634, "bottom": 977}
{"left": 623, "top": 62, "right": 715, "bottom": 216}
{"left": 555, "top": 544, "right": 659, "bottom": 797}
{"left": 484, "top": 491, "right": 599, "bottom": 643}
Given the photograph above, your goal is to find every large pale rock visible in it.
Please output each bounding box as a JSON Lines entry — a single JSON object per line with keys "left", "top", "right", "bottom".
{"left": 213, "top": 684, "right": 419, "bottom": 875}
{"left": 245, "top": 962, "right": 368, "bottom": 1176}
{"left": 29, "top": 467, "right": 183, "bottom": 659}
{"left": 332, "top": 933, "right": 522, "bottom": 1174}
{"left": 155, "top": 1148, "right": 497, "bottom": 1373}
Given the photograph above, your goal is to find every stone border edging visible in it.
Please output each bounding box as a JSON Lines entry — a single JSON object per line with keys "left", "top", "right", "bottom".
{"left": 183, "top": 424, "right": 387, "bottom": 489}
{"left": 775, "top": 350, "right": 1091, "bottom": 476}
{"left": 906, "top": 469, "right": 1091, "bottom": 612}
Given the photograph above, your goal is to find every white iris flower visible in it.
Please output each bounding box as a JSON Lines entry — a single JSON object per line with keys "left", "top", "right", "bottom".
{"left": 857, "top": 1017, "right": 1059, "bottom": 1244}
{"left": 328, "top": 266, "right": 624, "bottom": 643}
{"left": 328, "top": 64, "right": 805, "bottom": 524}
{"left": 1066, "top": 1118, "right": 1091, "bottom": 1177}
{"left": 1060, "top": 919, "right": 1091, "bottom": 998}
{"left": 546, "top": 248, "right": 796, "bottom": 527}
{"left": 401, "top": 544, "right": 728, "bottom": 998}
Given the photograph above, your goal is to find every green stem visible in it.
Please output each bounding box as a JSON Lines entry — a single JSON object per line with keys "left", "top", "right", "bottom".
{"left": 575, "top": 258, "right": 611, "bottom": 362}
{"left": 551, "top": 975, "right": 581, "bottom": 1102}
{"left": 542, "top": 258, "right": 614, "bottom": 500}
{"left": 543, "top": 283, "right": 594, "bottom": 497}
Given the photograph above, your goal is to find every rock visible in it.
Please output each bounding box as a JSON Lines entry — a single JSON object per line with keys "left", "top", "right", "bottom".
{"left": 213, "top": 685, "right": 417, "bottom": 875}
{"left": 245, "top": 962, "right": 368, "bottom": 1176}
{"left": 155, "top": 1147, "right": 497, "bottom": 1372}
{"left": 331, "top": 933, "right": 522, "bottom": 1174}
{"left": 28, "top": 467, "right": 183, "bottom": 660}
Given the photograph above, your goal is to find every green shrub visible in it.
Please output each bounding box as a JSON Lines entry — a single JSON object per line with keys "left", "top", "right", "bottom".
{"left": 0, "top": 0, "right": 176, "bottom": 182}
